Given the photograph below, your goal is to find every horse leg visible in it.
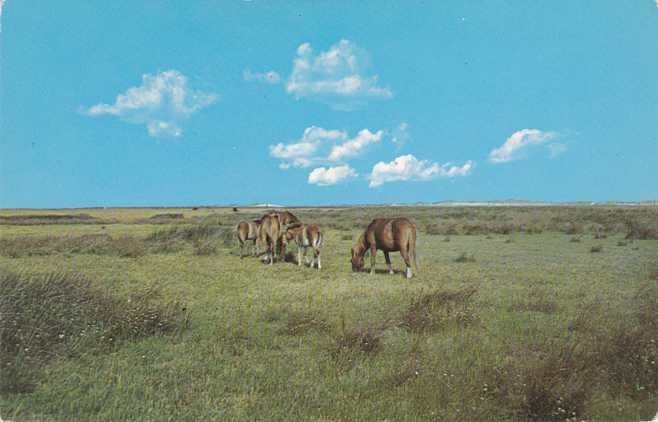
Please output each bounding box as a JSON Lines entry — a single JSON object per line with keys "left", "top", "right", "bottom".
{"left": 303, "top": 247, "right": 310, "bottom": 266}
{"left": 370, "top": 245, "right": 377, "bottom": 275}
{"left": 400, "top": 248, "right": 413, "bottom": 279}
{"left": 297, "top": 245, "right": 303, "bottom": 266}
{"left": 315, "top": 248, "right": 321, "bottom": 270}
{"left": 239, "top": 239, "right": 244, "bottom": 259}
{"left": 384, "top": 251, "right": 393, "bottom": 275}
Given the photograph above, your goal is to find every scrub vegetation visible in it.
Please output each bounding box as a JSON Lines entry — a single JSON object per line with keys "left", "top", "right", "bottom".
{"left": 0, "top": 205, "right": 656, "bottom": 420}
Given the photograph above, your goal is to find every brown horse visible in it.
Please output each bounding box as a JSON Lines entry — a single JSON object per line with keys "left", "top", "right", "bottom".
{"left": 351, "top": 217, "right": 418, "bottom": 278}
{"left": 271, "top": 210, "right": 300, "bottom": 226}
{"left": 258, "top": 213, "right": 281, "bottom": 265}
{"left": 236, "top": 219, "right": 261, "bottom": 259}
{"left": 283, "top": 223, "right": 323, "bottom": 269}
{"left": 263, "top": 210, "right": 300, "bottom": 255}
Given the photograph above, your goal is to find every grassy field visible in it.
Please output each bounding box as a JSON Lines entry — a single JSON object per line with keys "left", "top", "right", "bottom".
{"left": 1, "top": 205, "right": 656, "bottom": 421}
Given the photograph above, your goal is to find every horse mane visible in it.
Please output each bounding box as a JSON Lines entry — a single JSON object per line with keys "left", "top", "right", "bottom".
{"left": 353, "top": 232, "right": 368, "bottom": 256}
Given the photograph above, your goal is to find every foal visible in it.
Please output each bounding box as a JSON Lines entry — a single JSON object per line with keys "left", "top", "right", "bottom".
{"left": 236, "top": 219, "right": 261, "bottom": 259}
{"left": 284, "top": 223, "right": 323, "bottom": 270}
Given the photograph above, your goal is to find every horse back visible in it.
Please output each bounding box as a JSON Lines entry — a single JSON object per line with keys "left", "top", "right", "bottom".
{"left": 367, "top": 217, "right": 415, "bottom": 252}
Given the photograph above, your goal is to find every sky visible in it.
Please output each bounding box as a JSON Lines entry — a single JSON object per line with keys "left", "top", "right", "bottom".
{"left": 1, "top": 0, "right": 657, "bottom": 208}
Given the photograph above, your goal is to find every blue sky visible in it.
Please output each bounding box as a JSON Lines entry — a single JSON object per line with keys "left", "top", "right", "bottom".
{"left": 1, "top": 1, "right": 656, "bottom": 208}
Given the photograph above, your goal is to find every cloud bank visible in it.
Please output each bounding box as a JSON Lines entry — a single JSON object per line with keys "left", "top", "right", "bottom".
{"left": 369, "top": 154, "right": 474, "bottom": 187}
{"left": 83, "top": 70, "right": 217, "bottom": 137}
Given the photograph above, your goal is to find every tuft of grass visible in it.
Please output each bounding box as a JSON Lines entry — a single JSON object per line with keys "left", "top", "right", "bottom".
{"left": 454, "top": 252, "right": 476, "bottom": 263}
{"left": 329, "top": 322, "right": 384, "bottom": 373}
{"left": 570, "top": 236, "right": 582, "bottom": 243}
{"left": 493, "top": 339, "right": 592, "bottom": 421}
{"left": 509, "top": 289, "right": 559, "bottom": 314}
{"left": 590, "top": 245, "right": 603, "bottom": 253}
{"left": 625, "top": 220, "right": 658, "bottom": 240}
{"left": 280, "top": 311, "right": 329, "bottom": 336}
{"left": 565, "top": 222, "right": 584, "bottom": 235}
{"left": 193, "top": 240, "right": 218, "bottom": 256}
{"left": 341, "top": 234, "right": 353, "bottom": 241}
{"left": 400, "top": 287, "right": 479, "bottom": 334}
{"left": 0, "top": 271, "right": 189, "bottom": 394}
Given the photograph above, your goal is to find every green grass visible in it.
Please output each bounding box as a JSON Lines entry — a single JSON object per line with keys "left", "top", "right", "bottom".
{"left": 0, "top": 206, "right": 656, "bottom": 420}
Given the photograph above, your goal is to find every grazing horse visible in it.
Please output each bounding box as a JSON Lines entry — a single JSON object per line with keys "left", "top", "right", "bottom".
{"left": 258, "top": 213, "right": 281, "bottom": 265}
{"left": 263, "top": 210, "right": 301, "bottom": 255}
{"left": 351, "top": 217, "right": 418, "bottom": 279}
{"left": 284, "top": 223, "right": 323, "bottom": 269}
{"left": 271, "top": 210, "right": 300, "bottom": 226}
{"left": 236, "top": 219, "right": 261, "bottom": 258}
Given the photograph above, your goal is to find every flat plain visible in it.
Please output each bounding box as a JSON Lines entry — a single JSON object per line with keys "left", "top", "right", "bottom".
{"left": 1, "top": 205, "right": 656, "bottom": 421}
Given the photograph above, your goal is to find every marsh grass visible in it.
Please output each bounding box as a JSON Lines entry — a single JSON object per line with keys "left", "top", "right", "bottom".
{"left": 0, "top": 234, "right": 146, "bottom": 258}
{"left": 0, "top": 271, "right": 189, "bottom": 394}
{"left": 0, "top": 205, "right": 656, "bottom": 420}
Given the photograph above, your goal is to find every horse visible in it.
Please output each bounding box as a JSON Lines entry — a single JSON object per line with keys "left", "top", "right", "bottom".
{"left": 236, "top": 219, "right": 261, "bottom": 259}
{"left": 263, "top": 210, "right": 301, "bottom": 255}
{"left": 283, "top": 223, "right": 323, "bottom": 269}
{"left": 271, "top": 210, "right": 300, "bottom": 226}
{"left": 351, "top": 217, "right": 418, "bottom": 278}
{"left": 258, "top": 213, "right": 281, "bottom": 265}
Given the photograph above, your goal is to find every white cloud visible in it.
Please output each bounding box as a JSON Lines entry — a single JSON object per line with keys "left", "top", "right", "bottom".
{"left": 328, "top": 129, "right": 383, "bottom": 161}
{"left": 369, "top": 154, "right": 474, "bottom": 188}
{"left": 270, "top": 126, "right": 347, "bottom": 168}
{"left": 270, "top": 126, "right": 385, "bottom": 168}
{"left": 83, "top": 70, "right": 217, "bottom": 138}
{"left": 308, "top": 165, "right": 358, "bottom": 186}
{"left": 243, "top": 68, "right": 281, "bottom": 84}
{"left": 488, "top": 129, "right": 561, "bottom": 163}
{"left": 285, "top": 39, "right": 392, "bottom": 110}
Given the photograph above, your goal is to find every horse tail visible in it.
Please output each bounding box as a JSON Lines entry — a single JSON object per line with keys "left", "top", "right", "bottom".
{"left": 315, "top": 230, "right": 323, "bottom": 248}
{"left": 235, "top": 222, "right": 244, "bottom": 245}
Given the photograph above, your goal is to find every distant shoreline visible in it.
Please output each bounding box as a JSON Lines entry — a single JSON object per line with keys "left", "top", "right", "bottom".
{"left": 1, "top": 201, "right": 656, "bottom": 211}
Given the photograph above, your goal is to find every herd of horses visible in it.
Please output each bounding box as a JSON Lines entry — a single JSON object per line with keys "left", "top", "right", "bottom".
{"left": 236, "top": 210, "right": 419, "bottom": 278}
